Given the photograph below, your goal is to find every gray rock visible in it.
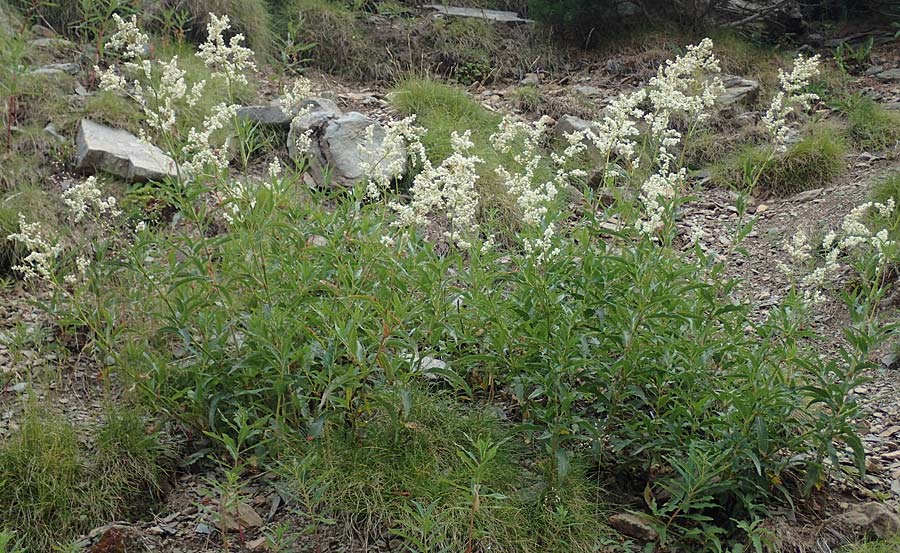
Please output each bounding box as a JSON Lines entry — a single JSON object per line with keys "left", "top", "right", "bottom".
{"left": 31, "top": 24, "right": 56, "bottom": 38}
{"left": 573, "top": 85, "right": 603, "bottom": 97}
{"left": 43, "top": 123, "right": 65, "bottom": 142}
{"left": 554, "top": 114, "right": 600, "bottom": 139}
{"left": 832, "top": 502, "right": 900, "bottom": 540}
{"left": 717, "top": 74, "right": 760, "bottom": 107}
{"left": 236, "top": 104, "right": 293, "bottom": 127}
{"left": 609, "top": 513, "right": 659, "bottom": 542}
{"left": 286, "top": 97, "right": 343, "bottom": 159}
{"left": 28, "top": 37, "right": 76, "bottom": 50}
{"left": 75, "top": 119, "right": 178, "bottom": 182}
{"left": 520, "top": 73, "right": 540, "bottom": 86}
{"left": 320, "top": 112, "right": 407, "bottom": 186}
{"left": 423, "top": 4, "right": 532, "bottom": 23}
{"left": 29, "top": 63, "right": 80, "bottom": 77}
{"left": 877, "top": 69, "right": 900, "bottom": 82}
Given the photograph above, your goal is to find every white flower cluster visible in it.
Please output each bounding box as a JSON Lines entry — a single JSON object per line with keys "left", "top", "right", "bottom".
{"left": 390, "top": 130, "right": 483, "bottom": 249}
{"left": 763, "top": 55, "right": 821, "bottom": 152}
{"left": 636, "top": 168, "right": 686, "bottom": 236}
{"left": 780, "top": 199, "right": 896, "bottom": 307}
{"left": 490, "top": 115, "right": 588, "bottom": 262}
{"left": 104, "top": 14, "right": 148, "bottom": 60}
{"left": 838, "top": 199, "right": 896, "bottom": 261}
{"left": 182, "top": 102, "right": 239, "bottom": 175}
{"left": 7, "top": 217, "right": 61, "bottom": 281}
{"left": 492, "top": 115, "right": 586, "bottom": 225}
{"left": 197, "top": 13, "right": 256, "bottom": 86}
{"left": 280, "top": 79, "right": 317, "bottom": 157}
{"left": 61, "top": 176, "right": 121, "bottom": 223}
{"left": 97, "top": 16, "right": 205, "bottom": 138}
{"left": 645, "top": 38, "right": 724, "bottom": 134}
{"left": 584, "top": 90, "right": 647, "bottom": 166}
{"left": 360, "top": 116, "right": 425, "bottom": 201}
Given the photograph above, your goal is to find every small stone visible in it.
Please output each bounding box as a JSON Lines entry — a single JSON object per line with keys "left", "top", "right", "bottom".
{"left": 195, "top": 522, "right": 213, "bottom": 535}
{"left": 880, "top": 352, "right": 898, "bottom": 370}
{"left": 247, "top": 536, "right": 268, "bottom": 551}
{"left": 306, "top": 235, "right": 328, "bottom": 247}
{"left": 520, "top": 73, "right": 540, "bottom": 86}
{"left": 423, "top": 4, "right": 532, "bottom": 24}
{"left": 10, "top": 382, "right": 26, "bottom": 393}
{"left": 880, "top": 426, "right": 900, "bottom": 438}
{"left": 609, "top": 513, "right": 659, "bottom": 542}
{"left": 219, "top": 502, "right": 264, "bottom": 532}
{"left": 31, "top": 24, "right": 56, "bottom": 38}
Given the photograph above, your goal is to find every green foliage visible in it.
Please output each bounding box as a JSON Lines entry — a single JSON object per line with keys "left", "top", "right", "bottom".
{"left": 844, "top": 537, "right": 900, "bottom": 553}
{"left": 145, "top": 0, "right": 274, "bottom": 55}
{"left": 0, "top": 406, "right": 168, "bottom": 550}
{"left": 833, "top": 94, "right": 900, "bottom": 152}
{"left": 715, "top": 125, "right": 847, "bottom": 197}
{"left": 10, "top": 0, "right": 140, "bottom": 44}
{"left": 282, "top": 391, "right": 605, "bottom": 552}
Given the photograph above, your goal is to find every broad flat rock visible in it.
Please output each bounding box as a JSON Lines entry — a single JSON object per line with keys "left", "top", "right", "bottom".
{"left": 423, "top": 4, "right": 532, "bottom": 23}
{"left": 75, "top": 119, "right": 177, "bottom": 182}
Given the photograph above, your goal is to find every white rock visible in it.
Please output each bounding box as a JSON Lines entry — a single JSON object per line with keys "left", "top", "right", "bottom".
{"left": 75, "top": 119, "right": 178, "bottom": 182}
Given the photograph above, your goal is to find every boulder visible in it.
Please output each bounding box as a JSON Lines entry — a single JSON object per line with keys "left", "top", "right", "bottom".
{"left": 289, "top": 106, "right": 407, "bottom": 188}
{"left": 236, "top": 104, "right": 293, "bottom": 127}
{"left": 29, "top": 63, "right": 80, "bottom": 77}
{"left": 320, "top": 112, "right": 407, "bottom": 186}
{"left": 717, "top": 74, "right": 760, "bottom": 107}
{"left": 286, "top": 97, "right": 343, "bottom": 159}
{"left": 75, "top": 119, "right": 178, "bottom": 182}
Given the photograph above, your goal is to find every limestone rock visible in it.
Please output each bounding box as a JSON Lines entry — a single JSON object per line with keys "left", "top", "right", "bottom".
{"left": 289, "top": 107, "right": 407, "bottom": 188}
{"left": 717, "top": 74, "right": 760, "bottom": 106}
{"left": 286, "top": 97, "right": 343, "bottom": 159}
{"left": 831, "top": 502, "right": 900, "bottom": 540}
{"left": 609, "top": 513, "right": 659, "bottom": 542}
{"left": 75, "top": 119, "right": 177, "bottom": 182}
{"left": 554, "top": 114, "right": 600, "bottom": 139}
{"left": 29, "top": 63, "right": 80, "bottom": 77}
{"left": 423, "top": 5, "right": 532, "bottom": 24}
{"left": 320, "top": 112, "right": 407, "bottom": 186}
{"left": 236, "top": 104, "right": 293, "bottom": 127}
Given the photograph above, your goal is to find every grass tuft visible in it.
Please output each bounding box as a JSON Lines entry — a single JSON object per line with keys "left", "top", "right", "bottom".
{"left": 0, "top": 405, "right": 170, "bottom": 550}
{"left": 835, "top": 94, "right": 900, "bottom": 152}
{"left": 281, "top": 391, "right": 606, "bottom": 553}
{"left": 714, "top": 124, "right": 847, "bottom": 197}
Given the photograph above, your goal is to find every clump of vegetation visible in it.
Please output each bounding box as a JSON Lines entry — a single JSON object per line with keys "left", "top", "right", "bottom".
{"left": 834, "top": 94, "right": 900, "bottom": 152}
{"left": 283, "top": 391, "right": 605, "bottom": 552}
{"left": 0, "top": 406, "right": 169, "bottom": 550}
{"left": 715, "top": 124, "right": 847, "bottom": 197}
{"left": 5, "top": 12, "right": 895, "bottom": 551}
{"left": 0, "top": 187, "right": 53, "bottom": 274}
